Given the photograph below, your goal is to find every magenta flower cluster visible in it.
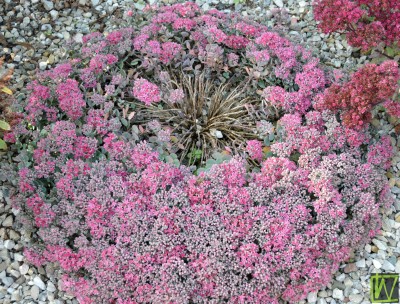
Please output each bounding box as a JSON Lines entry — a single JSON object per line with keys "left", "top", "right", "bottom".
{"left": 9, "top": 2, "right": 395, "bottom": 303}
{"left": 132, "top": 78, "right": 161, "bottom": 105}
{"left": 15, "top": 117, "right": 392, "bottom": 303}
{"left": 316, "top": 60, "right": 399, "bottom": 129}
{"left": 313, "top": 0, "right": 400, "bottom": 51}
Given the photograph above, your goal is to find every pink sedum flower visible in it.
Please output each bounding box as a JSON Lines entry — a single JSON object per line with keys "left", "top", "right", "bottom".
{"left": 246, "top": 140, "right": 263, "bottom": 162}
{"left": 132, "top": 78, "right": 161, "bottom": 105}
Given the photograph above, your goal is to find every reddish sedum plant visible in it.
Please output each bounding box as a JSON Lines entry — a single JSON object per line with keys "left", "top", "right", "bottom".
{"left": 9, "top": 2, "right": 395, "bottom": 303}
{"left": 316, "top": 60, "right": 399, "bottom": 129}
{"left": 313, "top": 0, "right": 400, "bottom": 51}
{"left": 14, "top": 113, "right": 393, "bottom": 304}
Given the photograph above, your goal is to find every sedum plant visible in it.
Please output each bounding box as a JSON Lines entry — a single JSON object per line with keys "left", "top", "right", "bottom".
{"left": 8, "top": 2, "right": 395, "bottom": 303}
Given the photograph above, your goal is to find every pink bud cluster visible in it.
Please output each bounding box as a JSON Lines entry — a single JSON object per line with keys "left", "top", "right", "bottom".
{"left": 316, "top": 60, "right": 399, "bottom": 129}
{"left": 313, "top": 0, "right": 400, "bottom": 51}
{"left": 132, "top": 78, "right": 161, "bottom": 105}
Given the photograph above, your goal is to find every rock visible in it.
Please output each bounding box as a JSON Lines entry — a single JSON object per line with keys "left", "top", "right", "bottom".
{"left": 0, "top": 262, "right": 6, "bottom": 272}
{"left": 42, "top": 0, "right": 54, "bottom": 10}
{"left": 344, "top": 263, "right": 357, "bottom": 273}
{"left": 356, "top": 259, "right": 366, "bottom": 268}
{"left": 382, "top": 260, "right": 395, "bottom": 272}
{"left": 11, "top": 289, "right": 22, "bottom": 302}
{"left": 307, "top": 291, "right": 317, "bottom": 303}
{"left": 299, "top": 0, "right": 307, "bottom": 7}
{"left": 332, "top": 288, "right": 344, "bottom": 301}
{"left": 392, "top": 187, "right": 400, "bottom": 194}
{"left": 50, "top": 10, "right": 59, "bottom": 19}
{"left": 2, "top": 215, "right": 13, "bottom": 227}
{"left": 31, "top": 285, "right": 40, "bottom": 300}
{"left": 3, "top": 240, "right": 15, "bottom": 250}
{"left": 344, "top": 277, "right": 353, "bottom": 287}
{"left": 349, "top": 294, "right": 363, "bottom": 303}
{"left": 74, "top": 33, "right": 83, "bottom": 43}
{"left": 48, "top": 54, "right": 55, "bottom": 64}
{"left": 8, "top": 230, "right": 20, "bottom": 240}
{"left": 2, "top": 276, "right": 14, "bottom": 287}
{"left": 92, "top": 0, "right": 100, "bottom": 6}
{"left": 47, "top": 281, "right": 56, "bottom": 292}
{"left": 395, "top": 260, "right": 400, "bottom": 273}
{"left": 372, "top": 239, "right": 387, "bottom": 250}
{"left": 273, "top": 0, "right": 284, "bottom": 8}
{"left": 9, "top": 269, "right": 20, "bottom": 278}
{"left": 336, "top": 273, "right": 345, "bottom": 282}
{"left": 33, "top": 276, "right": 46, "bottom": 290}
{"left": 39, "top": 61, "right": 47, "bottom": 70}
{"left": 372, "top": 259, "right": 382, "bottom": 269}
{"left": 19, "top": 264, "right": 29, "bottom": 275}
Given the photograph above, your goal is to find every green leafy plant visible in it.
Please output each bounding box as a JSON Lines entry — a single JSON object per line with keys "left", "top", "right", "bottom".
{"left": 0, "top": 120, "right": 10, "bottom": 150}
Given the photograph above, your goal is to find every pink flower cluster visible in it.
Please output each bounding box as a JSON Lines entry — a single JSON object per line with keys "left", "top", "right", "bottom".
{"left": 132, "top": 78, "right": 161, "bottom": 105}
{"left": 313, "top": 0, "right": 400, "bottom": 51}
{"left": 15, "top": 127, "right": 391, "bottom": 303}
{"left": 246, "top": 140, "right": 263, "bottom": 162}
{"left": 316, "top": 60, "right": 399, "bottom": 129}
{"left": 56, "top": 79, "right": 86, "bottom": 120}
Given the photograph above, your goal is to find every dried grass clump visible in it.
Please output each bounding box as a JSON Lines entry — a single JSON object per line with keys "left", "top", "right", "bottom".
{"left": 135, "top": 71, "right": 267, "bottom": 164}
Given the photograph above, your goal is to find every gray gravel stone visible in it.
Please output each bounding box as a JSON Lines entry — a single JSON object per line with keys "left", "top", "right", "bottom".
{"left": 41, "top": 0, "right": 54, "bottom": 11}
{"left": 33, "top": 276, "right": 46, "bottom": 290}
{"left": 30, "top": 285, "right": 39, "bottom": 300}
{"left": 2, "top": 216, "right": 13, "bottom": 227}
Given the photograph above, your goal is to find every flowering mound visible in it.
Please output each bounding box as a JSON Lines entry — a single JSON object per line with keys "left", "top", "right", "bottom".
{"left": 10, "top": 2, "right": 394, "bottom": 303}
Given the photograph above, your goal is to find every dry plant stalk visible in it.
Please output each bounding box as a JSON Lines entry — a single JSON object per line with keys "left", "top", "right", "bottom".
{"left": 0, "top": 57, "right": 16, "bottom": 126}
{"left": 135, "top": 71, "right": 265, "bottom": 164}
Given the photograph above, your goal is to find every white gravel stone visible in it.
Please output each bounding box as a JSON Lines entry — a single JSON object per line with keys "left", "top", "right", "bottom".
{"left": 356, "top": 259, "right": 366, "bottom": 268}
{"left": 2, "top": 215, "right": 13, "bottom": 227}
{"left": 373, "top": 259, "right": 382, "bottom": 269}
{"left": 373, "top": 239, "right": 387, "bottom": 250}
{"left": 273, "top": 0, "right": 283, "bottom": 7}
{"left": 3, "top": 240, "right": 15, "bottom": 250}
{"left": 74, "top": 33, "right": 84, "bottom": 43}
{"left": 33, "top": 276, "right": 46, "bottom": 290}
{"left": 39, "top": 61, "right": 47, "bottom": 70}
{"left": 335, "top": 273, "right": 345, "bottom": 282}
{"left": 2, "top": 276, "right": 14, "bottom": 287}
{"left": 382, "top": 260, "right": 395, "bottom": 271}
{"left": 47, "top": 281, "right": 56, "bottom": 292}
{"left": 50, "top": 10, "right": 59, "bottom": 19}
{"left": 349, "top": 294, "right": 363, "bottom": 303}
{"left": 30, "top": 285, "right": 39, "bottom": 300}
{"left": 19, "top": 264, "right": 29, "bottom": 275}
{"left": 41, "top": 0, "right": 54, "bottom": 10}
{"left": 307, "top": 291, "right": 317, "bottom": 303}
{"left": 332, "top": 289, "right": 344, "bottom": 301}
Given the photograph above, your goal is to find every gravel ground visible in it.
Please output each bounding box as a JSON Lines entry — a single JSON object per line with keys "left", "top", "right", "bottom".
{"left": 0, "top": 0, "right": 399, "bottom": 303}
